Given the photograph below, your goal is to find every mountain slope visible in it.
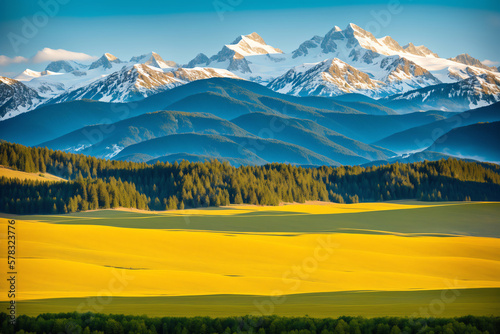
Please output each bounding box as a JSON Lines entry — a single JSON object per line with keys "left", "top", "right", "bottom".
{"left": 268, "top": 55, "right": 441, "bottom": 98}
{"left": 316, "top": 111, "right": 448, "bottom": 143}
{"left": 148, "top": 153, "right": 257, "bottom": 167}
{"left": 45, "top": 60, "right": 88, "bottom": 73}
{"left": 39, "top": 110, "right": 253, "bottom": 158}
{"left": 165, "top": 92, "right": 275, "bottom": 119}
{"left": 231, "top": 112, "right": 395, "bottom": 164}
{"left": 144, "top": 77, "right": 389, "bottom": 117}
{"left": 268, "top": 58, "right": 384, "bottom": 97}
{"left": 375, "top": 102, "right": 500, "bottom": 153}
{"left": 448, "top": 54, "right": 498, "bottom": 72}
{"left": 0, "top": 100, "right": 150, "bottom": 146}
{"left": 48, "top": 65, "right": 242, "bottom": 103}
{"left": 130, "top": 52, "right": 177, "bottom": 69}
{"left": 113, "top": 133, "right": 266, "bottom": 164}
{"left": 113, "top": 133, "right": 338, "bottom": 166}
{"left": 425, "top": 121, "right": 500, "bottom": 163}
{"left": 159, "top": 78, "right": 396, "bottom": 117}
{"left": 6, "top": 22, "right": 500, "bottom": 114}
{"left": 222, "top": 135, "right": 339, "bottom": 166}
{"left": 384, "top": 74, "right": 500, "bottom": 112}
{"left": 187, "top": 32, "right": 283, "bottom": 75}
{"left": 0, "top": 78, "right": 446, "bottom": 150}
{"left": 0, "top": 76, "right": 44, "bottom": 120}
{"left": 361, "top": 151, "right": 476, "bottom": 167}
{"left": 88, "top": 53, "right": 122, "bottom": 70}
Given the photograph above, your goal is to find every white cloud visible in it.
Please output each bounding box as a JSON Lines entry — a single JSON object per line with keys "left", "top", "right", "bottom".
{"left": 0, "top": 48, "right": 98, "bottom": 67}
{"left": 482, "top": 59, "right": 500, "bottom": 66}
{"left": 32, "top": 48, "right": 97, "bottom": 63}
{"left": 0, "top": 55, "right": 29, "bottom": 66}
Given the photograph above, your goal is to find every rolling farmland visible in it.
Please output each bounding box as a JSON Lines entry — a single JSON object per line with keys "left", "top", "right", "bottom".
{"left": 1, "top": 201, "right": 499, "bottom": 317}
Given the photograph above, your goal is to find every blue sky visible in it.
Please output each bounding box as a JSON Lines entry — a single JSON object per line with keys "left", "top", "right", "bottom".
{"left": 1, "top": 0, "right": 499, "bottom": 76}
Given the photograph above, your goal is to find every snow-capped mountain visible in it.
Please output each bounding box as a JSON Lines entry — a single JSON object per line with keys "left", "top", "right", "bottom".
{"left": 0, "top": 76, "right": 44, "bottom": 120}
{"left": 10, "top": 50, "right": 243, "bottom": 107}
{"left": 186, "top": 32, "right": 283, "bottom": 76}
{"left": 130, "top": 52, "right": 177, "bottom": 69}
{"left": 89, "top": 53, "right": 122, "bottom": 70}
{"left": 225, "top": 32, "right": 283, "bottom": 57}
{"left": 48, "top": 64, "right": 180, "bottom": 103}
{"left": 267, "top": 23, "right": 498, "bottom": 100}
{"left": 182, "top": 23, "right": 497, "bottom": 94}
{"left": 14, "top": 69, "right": 61, "bottom": 81}
{"left": 384, "top": 73, "right": 500, "bottom": 112}
{"left": 4, "top": 22, "right": 500, "bottom": 118}
{"left": 12, "top": 53, "right": 129, "bottom": 100}
{"left": 269, "top": 50, "right": 441, "bottom": 98}
{"left": 49, "top": 64, "right": 241, "bottom": 103}
{"left": 448, "top": 54, "right": 498, "bottom": 72}
{"left": 268, "top": 58, "right": 384, "bottom": 97}
{"left": 45, "top": 60, "right": 88, "bottom": 73}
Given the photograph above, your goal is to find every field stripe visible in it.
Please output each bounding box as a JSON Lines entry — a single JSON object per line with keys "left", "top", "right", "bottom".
{"left": 3, "top": 288, "right": 499, "bottom": 318}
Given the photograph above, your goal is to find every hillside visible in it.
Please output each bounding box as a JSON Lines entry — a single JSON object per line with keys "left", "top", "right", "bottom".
{"left": 0, "top": 165, "right": 65, "bottom": 182}
{"left": 426, "top": 121, "right": 500, "bottom": 163}
{"left": 39, "top": 110, "right": 253, "bottom": 158}
{"left": 2, "top": 142, "right": 500, "bottom": 215}
{"left": 113, "top": 133, "right": 338, "bottom": 166}
{"left": 231, "top": 112, "right": 394, "bottom": 164}
{"left": 375, "top": 102, "right": 500, "bottom": 152}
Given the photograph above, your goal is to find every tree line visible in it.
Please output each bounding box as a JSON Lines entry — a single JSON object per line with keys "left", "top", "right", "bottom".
{"left": 1, "top": 312, "right": 498, "bottom": 334}
{"left": 1, "top": 141, "right": 500, "bottom": 214}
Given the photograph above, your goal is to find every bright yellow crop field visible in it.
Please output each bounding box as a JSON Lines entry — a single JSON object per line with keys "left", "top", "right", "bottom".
{"left": 1, "top": 211, "right": 499, "bottom": 301}
{"left": 149, "top": 201, "right": 454, "bottom": 216}
{"left": 0, "top": 165, "right": 66, "bottom": 182}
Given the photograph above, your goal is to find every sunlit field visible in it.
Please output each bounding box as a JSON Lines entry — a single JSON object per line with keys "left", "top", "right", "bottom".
{"left": 1, "top": 201, "right": 499, "bottom": 317}
{"left": 0, "top": 165, "right": 66, "bottom": 182}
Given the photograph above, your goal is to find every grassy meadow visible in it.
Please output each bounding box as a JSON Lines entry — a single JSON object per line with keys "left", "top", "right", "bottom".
{"left": 1, "top": 201, "right": 499, "bottom": 317}
{"left": 0, "top": 165, "right": 66, "bottom": 182}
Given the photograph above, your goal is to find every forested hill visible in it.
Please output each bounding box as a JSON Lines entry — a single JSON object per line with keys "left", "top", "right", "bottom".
{"left": 0, "top": 312, "right": 499, "bottom": 334}
{"left": 1, "top": 141, "right": 500, "bottom": 214}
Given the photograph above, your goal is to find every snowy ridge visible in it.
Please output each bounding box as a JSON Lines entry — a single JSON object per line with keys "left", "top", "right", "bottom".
{"left": 0, "top": 76, "right": 44, "bottom": 120}
{"left": 269, "top": 58, "right": 384, "bottom": 97}
{"left": 385, "top": 72, "right": 500, "bottom": 111}
{"left": 49, "top": 64, "right": 242, "bottom": 103}
{"left": 226, "top": 33, "right": 283, "bottom": 58}
{"left": 3, "top": 22, "right": 500, "bottom": 117}
{"left": 130, "top": 52, "right": 177, "bottom": 69}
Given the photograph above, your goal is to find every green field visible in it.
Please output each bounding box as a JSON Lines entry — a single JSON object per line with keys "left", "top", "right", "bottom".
{"left": 3, "top": 201, "right": 499, "bottom": 318}
{"left": 3, "top": 288, "right": 499, "bottom": 318}
{"left": 7, "top": 202, "right": 500, "bottom": 237}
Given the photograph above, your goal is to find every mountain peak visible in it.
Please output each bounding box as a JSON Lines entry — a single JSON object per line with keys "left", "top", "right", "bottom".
{"left": 44, "top": 60, "right": 86, "bottom": 73}
{"left": 104, "top": 53, "right": 117, "bottom": 61}
{"left": 449, "top": 53, "right": 497, "bottom": 71}
{"left": 378, "top": 36, "right": 404, "bottom": 53}
{"left": 334, "top": 26, "right": 342, "bottom": 32}
{"left": 0, "top": 75, "right": 19, "bottom": 86}
{"left": 225, "top": 32, "right": 283, "bottom": 58}
{"left": 268, "top": 57, "right": 383, "bottom": 97}
{"left": 186, "top": 53, "right": 210, "bottom": 68}
{"left": 14, "top": 68, "right": 56, "bottom": 81}
{"left": 245, "top": 32, "right": 265, "bottom": 44}
{"left": 347, "top": 23, "right": 359, "bottom": 30}
{"left": 403, "top": 43, "right": 438, "bottom": 58}
{"left": 89, "top": 53, "right": 122, "bottom": 70}
{"left": 129, "top": 52, "right": 177, "bottom": 69}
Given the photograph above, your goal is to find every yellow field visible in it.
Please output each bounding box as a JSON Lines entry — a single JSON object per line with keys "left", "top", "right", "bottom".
{"left": 1, "top": 215, "right": 499, "bottom": 301}
{"left": 0, "top": 165, "right": 66, "bottom": 182}
{"left": 118, "top": 201, "right": 457, "bottom": 216}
